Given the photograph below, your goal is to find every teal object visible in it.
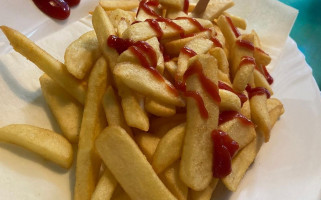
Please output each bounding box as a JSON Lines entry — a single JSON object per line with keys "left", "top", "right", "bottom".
{"left": 278, "top": 0, "right": 321, "bottom": 89}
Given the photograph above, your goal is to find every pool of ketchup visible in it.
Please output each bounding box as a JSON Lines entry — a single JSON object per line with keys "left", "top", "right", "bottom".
{"left": 33, "top": 0, "right": 80, "bottom": 20}
{"left": 212, "top": 130, "right": 239, "bottom": 178}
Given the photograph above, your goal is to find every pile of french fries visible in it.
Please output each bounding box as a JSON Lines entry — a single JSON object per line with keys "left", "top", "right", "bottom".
{"left": 0, "top": 0, "right": 285, "bottom": 199}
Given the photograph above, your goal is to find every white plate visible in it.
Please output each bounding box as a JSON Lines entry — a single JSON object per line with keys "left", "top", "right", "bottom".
{"left": 0, "top": 1, "right": 321, "bottom": 200}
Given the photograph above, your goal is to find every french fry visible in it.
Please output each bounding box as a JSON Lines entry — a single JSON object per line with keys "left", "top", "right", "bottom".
{"left": 95, "top": 126, "right": 177, "bottom": 200}
{"left": 40, "top": 74, "right": 83, "bottom": 143}
{"left": 160, "top": 0, "right": 185, "bottom": 10}
{"left": 190, "top": 178, "right": 219, "bottom": 200}
{"left": 240, "top": 91, "right": 251, "bottom": 119}
{"left": 219, "top": 89, "right": 241, "bottom": 112}
{"left": 177, "top": 38, "right": 214, "bottom": 82}
{"left": 219, "top": 118, "right": 256, "bottom": 149}
{"left": 74, "top": 57, "right": 108, "bottom": 200}
{"left": 145, "top": 98, "right": 176, "bottom": 117}
{"left": 202, "top": 0, "right": 235, "bottom": 20}
{"left": 0, "top": 26, "right": 86, "bottom": 104}
{"left": 64, "top": 31, "right": 101, "bottom": 79}
{"left": 209, "top": 47, "right": 229, "bottom": 76}
{"left": 102, "top": 86, "right": 133, "bottom": 137}
{"left": 114, "top": 62, "right": 185, "bottom": 106}
{"left": 163, "top": 31, "right": 210, "bottom": 56}
{"left": 150, "top": 114, "right": 186, "bottom": 136}
{"left": 232, "top": 63, "right": 255, "bottom": 92}
{"left": 111, "top": 186, "right": 131, "bottom": 200}
{"left": 253, "top": 69, "right": 273, "bottom": 95}
{"left": 91, "top": 168, "right": 118, "bottom": 200}
{"left": 166, "top": 8, "right": 188, "bottom": 19}
{"left": 92, "top": 5, "right": 119, "bottom": 70}
{"left": 122, "top": 18, "right": 213, "bottom": 42}
{"left": 134, "top": 131, "right": 161, "bottom": 162}
{"left": 0, "top": 124, "right": 73, "bottom": 169}
{"left": 223, "top": 12, "right": 247, "bottom": 30}
{"left": 165, "top": 60, "right": 178, "bottom": 79}
{"left": 222, "top": 138, "right": 257, "bottom": 191}
{"left": 159, "top": 161, "right": 189, "bottom": 200}
{"left": 217, "top": 15, "right": 239, "bottom": 48}
{"left": 180, "top": 55, "right": 219, "bottom": 191}
{"left": 267, "top": 98, "right": 284, "bottom": 127}
{"left": 152, "top": 123, "right": 186, "bottom": 174}
{"left": 250, "top": 94, "right": 271, "bottom": 142}
{"left": 100, "top": 0, "right": 139, "bottom": 11}
{"left": 107, "top": 9, "right": 135, "bottom": 36}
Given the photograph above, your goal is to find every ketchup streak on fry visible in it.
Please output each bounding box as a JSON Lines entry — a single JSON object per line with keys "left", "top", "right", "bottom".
{"left": 218, "top": 81, "right": 247, "bottom": 105}
{"left": 246, "top": 85, "right": 271, "bottom": 99}
{"left": 183, "top": 0, "right": 189, "bottom": 14}
{"left": 225, "top": 15, "right": 241, "bottom": 38}
{"left": 212, "top": 129, "right": 239, "bottom": 178}
{"left": 219, "top": 110, "right": 253, "bottom": 126}
{"left": 239, "top": 56, "right": 256, "bottom": 68}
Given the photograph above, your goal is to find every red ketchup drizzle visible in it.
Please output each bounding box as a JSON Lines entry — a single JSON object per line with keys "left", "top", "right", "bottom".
{"left": 210, "top": 37, "right": 223, "bottom": 48}
{"left": 32, "top": 0, "right": 70, "bottom": 20}
{"left": 183, "top": 0, "right": 189, "bottom": 14}
{"left": 212, "top": 130, "right": 239, "bottom": 178}
{"left": 236, "top": 39, "right": 269, "bottom": 56}
{"left": 107, "top": 35, "right": 134, "bottom": 54}
{"left": 218, "top": 81, "right": 247, "bottom": 106}
{"left": 146, "top": 19, "right": 163, "bottom": 39}
{"left": 219, "top": 110, "right": 253, "bottom": 126}
{"left": 262, "top": 65, "right": 274, "bottom": 84}
{"left": 137, "top": 0, "right": 161, "bottom": 18}
{"left": 159, "top": 44, "right": 171, "bottom": 62}
{"left": 225, "top": 16, "right": 240, "bottom": 38}
{"left": 181, "top": 46, "right": 197, "bottom": 57}
{"left": 156, "top": 18, "right": 185, "bottom": 37}
{"left": 239, "top": 56, "right": 256, "bottom": 68}
{"left": 185, "top": 91, "right": 209, "bottom": 118}
{"left": 246, "top": 85, "right": 271, "bottom": 99}
{"left": 176, "top": 17, "right": 209, "bottom": 32}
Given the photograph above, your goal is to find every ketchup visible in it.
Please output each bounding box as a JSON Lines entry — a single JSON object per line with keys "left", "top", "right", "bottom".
{"left": 183, "top": 0, "right": 189, "bottom": 14}
{"left": 64, "top": 0, "right": 80, "bottom": 7}
{"left": 218, "top": 81, "right": 247, "bottom": 105}
{"left": 210, "top": 37, "right": 223, "bottom": 48}
{"left": 137, "top": 0, "right": 161, "bottom": 18}
{"left": 185, "top": 91, "right": 208, "bottom": 118}
{"left": 176, "top": 17, "right": 209, "bottom": 32}
{"left": 262, "top": 65, "right": 274, "bottom": 85}
{"left": 219, "top": 110, "right": 253, "bottom": 126}
{"left": 212, "top": 130, "right": 239, "bottom": 178}
{"left": 239, "top": 56, "right": 256, "bottom": 68}
{"left": 236, "top": 39, "right": 269, "bottom": 57}
{"left": 181, "top": 46, "right": 197, "bottom": 57}
{"left": 246, "top": 85, "right": 271, "bottom": 99}
{"left": 146, "top": 19, "right": 163, "bottom": 39}
{"left": 107, "top": 35, "right": 134, "bottom": 54}
{"left": 225, "top": 16, "right": 240, "bottom": 38}
{"left": 33, "top": 0, "right": 70, "bottom": 20}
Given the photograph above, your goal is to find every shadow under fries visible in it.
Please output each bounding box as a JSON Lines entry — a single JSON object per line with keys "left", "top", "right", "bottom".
{"left": 0, "top": 59, "right": 61, "bottom": 133}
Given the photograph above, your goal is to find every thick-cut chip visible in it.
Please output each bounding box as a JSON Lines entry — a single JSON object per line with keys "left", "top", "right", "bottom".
{"left": 209, "top": 47, "right": 229, "bottom": 76}
{"left": 150, "top": 114, "right": 186, "bottom": 136}
{"left": 180, "top": 55, "right": 219, "bottom": 191}
{"left": 111, "top": 186, "right": 131, "bottom": 200}
{"left": 164, "top": 31, "right": 210, "bottom": 56}
{"left": 222, "top": 138, "right": 257, "bottom": 191}
{"left": 160, "top": 0, "right": 185, "bottom": 10}
{"left": 134, "top": 131, "right": 161, "bottom": 162}
{"left": 223, "top": 12, "right": 247, "bottom": 30}
{"left": 250, "top": 94, "right": 271, "bottom": 142}
{"left": 232, "top": 63, "right": 255, "bottom": 92}
{"left": 91, "top": 168, "right": 118, "bottom": 200}
{"left": 92, "top": 5, "right": 119, "bottom": 69}
{"left": 100, "top": 0, "right": 139, "bottom": 11}
{"left": 267, "top": 98, "right": 284, "bottom": 127}
{"left": 219, "top": 118, "right": 256, "bottom": 149}
{"left": 40, "top": 74, "right": 83, "bottom": 143}
{"left": 165, "top": 60, "right": 178, "bottom": 79}
{"left": 95, "top": 126, "right": 177, "bottom": 200}
{"left": 145, "top": 98, "right": 176, "bottom": 117}
{"left": 166, "top": 8, "right": 188, "bottom": 19}
{"left": 152, "top": 123, "right": 186, "bottom": 174}
{"left": 177, "top": 38, "right": 214, "bottom": 82}
{"left": 102, "top": 86, "right": 133, "bottom": 136}
{"left": 122, "top": 18, "right": 213, "bottom": 42}
{"left": 253, "top": 69, "right": 273, "bottom": 95}
{"left": 160, "top": 161, "right": 189, "bottom": 200}
{"left": 190, "top": 178, "right": 219, "bottom": 200}
{"left": 0, "top": 124, "right": 73, "bottom": 169}
{"left": 217, "top": 15, "right": 239, "bottom": 48}
{"left": 0, "top": 26, "right": 86, "bottom": 104}
{"left": 218, "top": 70, "right": 231, "bottom": 85}
{"left": 240, "top": 91, "right": 251, "bottom": 119}
{"left": 202, "top": 0, "right": 234, "bottom": 20}
{"left": 107, "top": 9, "right": 135, "bottom": 36}
{"left": 74, "top": 57, "right": 108, "bottom": 200}
{"left": 219, "top": 89, "right": 241, "bottom": 111}
{"left": 114, "top": 62, "right": 185, "bottom": 106}
{"left": 65, "top": 31, "right": 101, "bottom": 79}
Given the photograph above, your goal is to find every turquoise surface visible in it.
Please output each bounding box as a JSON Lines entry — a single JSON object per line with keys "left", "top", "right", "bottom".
{"left": 279, "top": 0, "right": 321, "bottom": 89}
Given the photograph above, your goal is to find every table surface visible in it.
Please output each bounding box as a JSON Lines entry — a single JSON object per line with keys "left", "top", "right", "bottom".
{"left": 279, "top": 0, "right": 321, "bottom": 89}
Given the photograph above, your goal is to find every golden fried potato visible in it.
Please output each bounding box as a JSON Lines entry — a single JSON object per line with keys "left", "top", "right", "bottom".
{"left": 190, "top": 178, "right": 219, "bottom": 200}
{"left": 0, "top": 124, "right": 73, "bottom": 169}
{"left": 145, "top": 98, "right": 176, "bottom": 117}
{"left": 219, "top": 89, "right": 241, "bottom": 112}
{"left": 65, "top": 31, "right": 101, "bottom": 79}
{"left": 95, "top": 126, "right": 177, "bottom": 200}
{"left": 40, "top": 74, "right": 83, "bottom": 143}
{"left": 267, "top": 98, "right": 284, "bottom": 127}
{"left": 91, "top": 168, "right": 118, "bottom": 200}
{"left": 202, "top": 0, "right": 234, "bottom": 20}
{"left": 100, "top": 0, "right": 139, "bottom": 11}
